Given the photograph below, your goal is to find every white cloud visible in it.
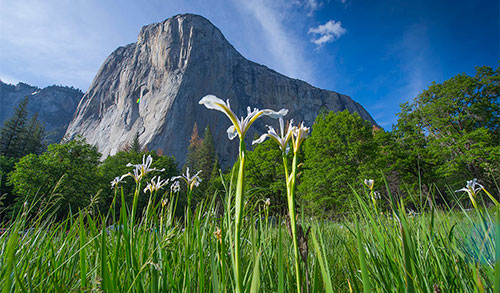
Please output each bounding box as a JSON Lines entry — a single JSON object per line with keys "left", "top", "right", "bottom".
{"left": 308, "top": 20, "right": 346, "bottom": 46}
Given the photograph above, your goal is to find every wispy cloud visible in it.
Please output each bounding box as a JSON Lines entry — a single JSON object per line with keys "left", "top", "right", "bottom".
{"left": 0, "top": 73, "right": 23, "bottom": 86}
{"left": 0, "top": 0, "right": 128, "bottom": 90}
{"left": 394, "top": 23, "right": 436, "bottom": 102}
{"left": 0, "top": 0, "right": 317, "bottom": 89}
{"left": 308, "top": 20, "right": 346, "bottom": 46}
{"left": 366, "top": 23, "right": 436, "bottom": 129}
{"left": 302, "top": 0, "right": 322, "bottom": 16}
{"left": 306, "top": 0, "right": 320, "bottom": 10}
{"left": 235, "top": 0, "right": 315, "bottom": 83}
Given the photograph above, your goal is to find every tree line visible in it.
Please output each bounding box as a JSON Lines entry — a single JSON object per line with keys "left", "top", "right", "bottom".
{"left": 0, "top": 96, "right": 45, "bottom": 215}
{"left": 244, "top": 65, "right": 499, "bottom": 218}
{"left": 0, "top": 65, "right": 498, "bottom": 221}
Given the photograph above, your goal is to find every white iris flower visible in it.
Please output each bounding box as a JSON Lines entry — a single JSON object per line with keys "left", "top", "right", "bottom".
{"left": 171, "top": 167, "right": 202, "bottom": 191}
{"left": 144, "top": 176, "right": 169, "bottom": 194}
{"left": 364, "top": 179, "right": 374, "bottom": 190}
{"left": 125, "top": 167, "right": 143, "bottom": 184}
{"left": 455, "top": 178, "right": 483, "bottom": 197}
{"left": 199, "top": 95, "right": 288, "bottom": 140}
{"left": 170, "top": 180, "right": 180, "bottom": 193}
{"left": 455, "top": 178, "right": 485, "bottom": 209}
{"left": 252, "top": 117, "right": 294, "bottom": 154}
{"left": 291, "top": 122, "right": 310, "bottom": 154}
{"left": 111, "top": 174, "right": 128, "bottom": 189}
{"left": 126, "top": 154, "right": 165, "bottom": 182}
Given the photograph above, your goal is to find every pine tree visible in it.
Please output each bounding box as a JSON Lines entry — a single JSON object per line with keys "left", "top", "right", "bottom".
{"left": 198, "top": 125, "right": 216, "bottom": 184}
{"left": 19, "top": 112, "right": 45, "bottom": 156}
{"left": 185, "top": 122, "right": 203, "bottom": 171}
{"left": 210, "top": 156, "right": 221, "bottom": 182}
{"left": 206, "top": 155, "right": 223, "bottom": 199}
{"left": 122, "top": 132, "right": 142, "bottom": 153}
{"left": 0, "top": 96, "right": 29, "bottom": 158}
{"left": 131, "top": 131, "right": 142, "bottom": 153}
{"left": 299, "top": 110, "right": 378, "bottom": 216}
{"left": 184, "top": 123, "right": 218, "bottom": 201}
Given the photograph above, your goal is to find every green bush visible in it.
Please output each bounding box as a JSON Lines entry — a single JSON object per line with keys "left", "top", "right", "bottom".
{"left": 9, "top": 138, "right": 101, "bottom": 219}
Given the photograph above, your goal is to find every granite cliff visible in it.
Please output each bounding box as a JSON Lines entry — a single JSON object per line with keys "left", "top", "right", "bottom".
{"left": 0, "top": 81, "right": 82, "bottom": 143}
{"left": 65, "top": 14, "right": 376, "bottom": 166}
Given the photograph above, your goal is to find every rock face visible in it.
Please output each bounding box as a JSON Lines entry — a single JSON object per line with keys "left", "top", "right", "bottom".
{"left": 0, "top": 81, "right": 82, "bottom": 143}
{"left": 65, "top": 14, "right": 376, "bottom": 167}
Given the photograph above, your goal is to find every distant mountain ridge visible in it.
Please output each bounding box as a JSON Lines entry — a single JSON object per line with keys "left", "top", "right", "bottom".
{"left": 64, "top": 13, "right": 377, "bottom": 167}
{"left": 0, "top": 81, "right": 82, "bottom": 143}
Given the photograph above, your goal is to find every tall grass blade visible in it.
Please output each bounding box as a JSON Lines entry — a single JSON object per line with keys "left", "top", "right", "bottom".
{"left": 249, "top": 250, "right": 261, "bottom": 293}
{"left": 311, "top": 226, "right": 334, "bottom": 293}
{"left": 2, "top": 222, "right": 20, "bottom": 293}
{"left": 234, "top": 141, "right": 246, "bottom": 293}
{"left": 355, "top": 219, "right": 371, "bottom": 293}
{"left": 78, "top": 212, "right": 87, "bottom": 290}
{"left": 495, "top": 207, "right": 500, "bottom": 293}
{"left": 398, "top": 205, "right": 416, "bottom": 293}
{"left": 101, "top": 225, "right": 110, "bottom": 292}
{"left": 278, "top": 222, "right": 284, "bottom": 293}
{"left": 210, "top": 238, "right": 220, "bottom": 293}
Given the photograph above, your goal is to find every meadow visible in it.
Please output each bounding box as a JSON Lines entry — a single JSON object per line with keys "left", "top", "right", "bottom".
{"left": 1, "top": 71, "right": 500, "bottom": 292}
{"left": 0, "top": 171, "right": 499, "bottom": 292}
{"left": 1, "top": 105, "right": 499, "bottom": 292}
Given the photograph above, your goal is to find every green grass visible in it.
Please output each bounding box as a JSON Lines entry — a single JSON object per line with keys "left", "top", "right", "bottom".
{"left": 0, "top": 183, "right": 499, "bottom": 292}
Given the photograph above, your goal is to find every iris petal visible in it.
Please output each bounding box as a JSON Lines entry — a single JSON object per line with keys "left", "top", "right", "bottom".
{"left": 227, "top": 125, "right": 238, "bottom": 140}
{"left": 252, "top": 133, "right": 269, "bottom": 145}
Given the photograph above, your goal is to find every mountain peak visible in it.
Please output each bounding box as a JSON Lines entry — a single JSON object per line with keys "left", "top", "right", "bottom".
{"left": 65, "top": 14, "right": 376, "bottom": 166}
{"left": 0, "top": 82, "right": 82, "bottom": 143}
{"left": 142, "top": 13, "right": 214, "bottom": 31}
{"left": 137, "top": 13, "right": 223, "bottom": 45}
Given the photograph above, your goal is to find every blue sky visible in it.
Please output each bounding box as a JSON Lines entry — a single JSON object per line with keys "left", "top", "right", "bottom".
{"left": 0, "top": 0, "right": 498, "bottom": 128}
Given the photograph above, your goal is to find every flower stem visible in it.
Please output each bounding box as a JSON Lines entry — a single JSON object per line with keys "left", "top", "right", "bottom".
{"left": 286, "top": 153, "right": 301, "bottom": 293}
{"left": 186, "top": 188, "right": 193, "bottom": 228}
{"left": 234, "top": 139, "right": 246, "bottom": 292}
{"left": 282, "top": 154, "right": 289, "bottom": 183}
{"left": 370, "top": 190, "right": 379, "bottom": 215}
{"left": 184, "top": 187, "right": 193, "bottom": 287}
{"left": 130, "top": 183, "right": 141, "bottom": 227}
